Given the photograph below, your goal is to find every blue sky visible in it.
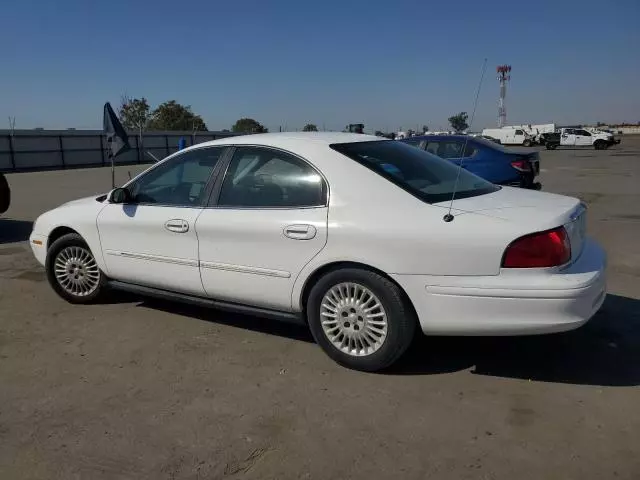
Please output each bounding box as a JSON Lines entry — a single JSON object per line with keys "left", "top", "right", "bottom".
{"left": 2, "top": 0, "right": 639, "bottom": 132}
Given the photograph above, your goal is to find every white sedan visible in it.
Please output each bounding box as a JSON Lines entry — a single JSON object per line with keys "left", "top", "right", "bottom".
{"left": 29, "top": 133, "right": 607, "bottom": 371}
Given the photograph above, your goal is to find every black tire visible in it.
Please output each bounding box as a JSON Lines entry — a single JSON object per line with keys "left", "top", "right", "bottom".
{"left": 306, "top": 268, "right": 416, "bottom": 372}
{"left": 523, "top": 140, "right": 532, "bottom": 147}
{"left": 0, "top": 173, "right": 10, "bottom": 214}
{"left": 46, "top": 233, "right": 106, "bottom": 304}
{"left": 594, "top": 140, "right": 605, "bottom": 150}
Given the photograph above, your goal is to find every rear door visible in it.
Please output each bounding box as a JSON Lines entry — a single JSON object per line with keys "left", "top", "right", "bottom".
{"left": 196, "top": 146, "right": 329, "bottom": 311}
{"left": 561, "top": 129, "right": 577, "bottom": 146}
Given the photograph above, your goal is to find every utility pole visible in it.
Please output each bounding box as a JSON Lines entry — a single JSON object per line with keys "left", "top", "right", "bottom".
{"left": 496, "top": 65, "right": 511, "bottom": 128}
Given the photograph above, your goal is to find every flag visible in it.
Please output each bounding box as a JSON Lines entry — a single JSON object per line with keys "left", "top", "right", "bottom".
{"left": 103, "top": 102, "right": 130, "bottom": 158}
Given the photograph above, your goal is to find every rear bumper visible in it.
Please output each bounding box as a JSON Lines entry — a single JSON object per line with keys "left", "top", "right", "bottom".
{"left": 392, "top": 239, "right": 607, "bottom": 336}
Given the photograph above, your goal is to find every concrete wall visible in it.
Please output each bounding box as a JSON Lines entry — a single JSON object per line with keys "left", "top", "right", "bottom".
{"left": 0, "top": 130, "right": 240, "bottom": 173}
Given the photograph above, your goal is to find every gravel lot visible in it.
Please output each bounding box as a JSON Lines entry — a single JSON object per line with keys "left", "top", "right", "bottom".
{"left": 1, "top": 137, "right": 639, "bottom": 480}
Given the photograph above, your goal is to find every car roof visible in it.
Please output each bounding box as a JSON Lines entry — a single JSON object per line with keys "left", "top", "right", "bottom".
{"left": 401, "top": 134, "right": 472, "bottom": 141}
{"left": 188, "top": 131, "right": 382, "bottom": 151}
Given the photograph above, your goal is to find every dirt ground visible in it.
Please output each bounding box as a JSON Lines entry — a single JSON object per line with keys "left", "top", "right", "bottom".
{"left": 1, "top": 137, "right": 639, "bottom": 480}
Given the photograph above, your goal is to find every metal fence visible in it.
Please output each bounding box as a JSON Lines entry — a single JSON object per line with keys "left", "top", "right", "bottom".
{"left": 0, "top": 130, "right": 241, "bottom": 173}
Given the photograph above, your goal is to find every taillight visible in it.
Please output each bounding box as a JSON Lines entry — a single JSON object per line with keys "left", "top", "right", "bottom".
{"left": 502, "top": 227, "right": 571, "bottom": 268}
{"left": 511, "top": 158, "right": 532, "bottom": 172}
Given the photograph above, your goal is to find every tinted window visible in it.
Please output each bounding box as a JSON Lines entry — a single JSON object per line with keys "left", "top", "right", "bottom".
{"left": 331, "top": 140, "right": 498, "bottom": 204}
{"left": 565, "top": 129, "right": 575, "bottom": 134}
{"left": 402, "top": 137, "right": 423, "bottom": 147}
{"left": 128, "top": 147, "right": 223, "bottom": 206}
{"left": 515, "top": 129, "right": 524, "bottom": 135}
{"left": 576, "top": 129, "right": 591, "bottom": 136}
{"left": 426, "top": 141, "right": 476, "bottom": 159}
{"left": 218, "top": 147, "right": 325, "bottom": 208}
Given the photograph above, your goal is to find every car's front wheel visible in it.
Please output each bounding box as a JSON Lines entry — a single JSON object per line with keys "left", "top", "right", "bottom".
{"left": 307, "top": 268, "right": 416, "bottom": 372}
{"left": 46, "top": 233, "right": 106, "bottom": 304}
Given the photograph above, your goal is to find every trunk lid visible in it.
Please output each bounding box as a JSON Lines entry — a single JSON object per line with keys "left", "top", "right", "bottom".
{"left": 434, "top": 186, "right": 587, "bottom": 261}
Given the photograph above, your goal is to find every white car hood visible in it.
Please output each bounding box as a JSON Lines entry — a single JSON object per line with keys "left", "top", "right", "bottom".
{"left": 61, "top": 194, "right": 107, "bottom": 207}
{"left": 435, "top": 186, "right": 581, "bottom": 231}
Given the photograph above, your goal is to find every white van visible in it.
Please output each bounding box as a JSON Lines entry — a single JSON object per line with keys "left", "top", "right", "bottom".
{"left": 482, "top": 128, "right": 533, "bottom": 146}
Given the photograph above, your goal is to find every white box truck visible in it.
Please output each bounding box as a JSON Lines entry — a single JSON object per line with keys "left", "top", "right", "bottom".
{"left": 481, "top": 128, "right": 534, "bottom": 146}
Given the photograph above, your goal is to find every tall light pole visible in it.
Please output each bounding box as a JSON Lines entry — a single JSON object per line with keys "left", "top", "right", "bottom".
{"left": 497, "top": 65, "right": 511, "bottom": 127}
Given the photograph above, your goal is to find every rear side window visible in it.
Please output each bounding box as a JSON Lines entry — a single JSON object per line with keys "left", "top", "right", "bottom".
{"left": 331, "top": 140, "right": 498, "bottom": 204}
{"left": 218, "top": 147, "right": 326, "bottom": 208}
{"left": 426, "top": 141, "right": 476, "bottom": 159}
{"left": 402, "top": 138, "right": 423, "bottom": 147}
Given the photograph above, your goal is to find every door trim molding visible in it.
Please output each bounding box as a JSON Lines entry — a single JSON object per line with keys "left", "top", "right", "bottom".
{"left": 105, "top": 250, "right": 199, "bottom": 267}
{"left": 199, "top": 260, "right": 291, "bottom": 278}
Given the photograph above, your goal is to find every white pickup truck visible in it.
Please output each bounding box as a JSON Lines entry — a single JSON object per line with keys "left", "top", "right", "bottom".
{"left": 543, "top": 127, "right": 619, "bottom": 150}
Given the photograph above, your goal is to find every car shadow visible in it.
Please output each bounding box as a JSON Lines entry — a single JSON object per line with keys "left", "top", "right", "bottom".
{"left": 124, "top": 292, "right": 639, "bottom": 386}
{"left": 137, "top": 297, "right": 314, "bottom": 343}
{"left": 390, "top": 293, "right": 640, "bottom": 386}
{"left": 0, "top": 219, "right": 34, "bottom": 244}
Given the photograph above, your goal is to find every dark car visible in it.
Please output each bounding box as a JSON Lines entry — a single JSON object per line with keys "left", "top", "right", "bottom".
{"left": 400, "top": 135, "right": 541, "bottom": 189}
{"left": 0, "top": 173, "right": 10, "bottom": 214}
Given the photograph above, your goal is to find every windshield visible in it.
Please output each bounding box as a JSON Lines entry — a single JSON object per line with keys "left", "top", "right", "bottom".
{"left": 331, "top": 140, "right": 499, "bottom": 203}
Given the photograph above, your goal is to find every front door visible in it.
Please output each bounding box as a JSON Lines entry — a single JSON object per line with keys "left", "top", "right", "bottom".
{"left": 97, "top": 146, "right": 227, "bottom": 295}
{"left": 574, "top": 129, "right": 593, "bottom": 146}
{"left": 197, "top": 146, "right": 328, "bottom": 311}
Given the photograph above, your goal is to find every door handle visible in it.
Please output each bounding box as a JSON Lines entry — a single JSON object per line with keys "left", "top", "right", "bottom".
{"left": 284, "top": 224, "right": 317, "bottom": 240}
{"left": 165, "top": 219, "right": 189, "bottom": 233}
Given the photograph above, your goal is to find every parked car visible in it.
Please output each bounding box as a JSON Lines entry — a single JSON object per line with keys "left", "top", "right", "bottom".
{"left": 0, "top": 173, "right": 10, "bottom": 214}
{"left": 542, "top": 128, "right": 620, "bottom": 150}
{"left": 29, "top": 133, "right": 606, "bottom": 372}
{"left": 401, "top": 135, "right": 541, "bottom": 189}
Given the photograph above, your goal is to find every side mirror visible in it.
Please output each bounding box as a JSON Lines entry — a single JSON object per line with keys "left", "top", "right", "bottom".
{"left": 109, "top": 187, "right": 131, "bottom": 204}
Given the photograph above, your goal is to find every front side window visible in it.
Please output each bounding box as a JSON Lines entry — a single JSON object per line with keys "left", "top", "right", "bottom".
{"left": 515, "top": 129, "right": 525, "bottom": 135}
{"left": 331, "top": 140, "right": 499, "bottom": 204}
{"left": 128, "top": 147, "right": 224, "bottom": 206}
{"left": 218, "top": 147, "right": 326, "bottom": 208}
{"left": 576, "top": 129, "right": 591, "bottom": 136}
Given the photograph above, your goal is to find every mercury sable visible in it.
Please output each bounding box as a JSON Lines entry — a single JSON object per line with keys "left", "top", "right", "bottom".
{"left": 29, "top": 133, "right": 607, "bottom": 371}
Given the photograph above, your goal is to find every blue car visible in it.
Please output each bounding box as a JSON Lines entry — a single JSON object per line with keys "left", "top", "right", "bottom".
{"left": 400, "top": 135, "right": 541, "bottom": 189}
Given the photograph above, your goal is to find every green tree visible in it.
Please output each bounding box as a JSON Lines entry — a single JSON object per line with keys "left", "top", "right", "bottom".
{"left": 232, "top": 118, "right": 268, "bottom": 133}
{"left": 147, "top": 100, "right": 207, "bottom": 131}
{"left": 118, "top": 96, "right": 151, "bottom": 131}
{"left": 448, "top": 112, "right": 469, "bottom": 133}
{"left": 303, "top": 123, "right": 318, "bottom": 132}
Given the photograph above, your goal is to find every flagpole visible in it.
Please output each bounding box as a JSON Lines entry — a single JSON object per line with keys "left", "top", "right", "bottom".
{"left": 111, "top": 153, "right": 115, "bottom": 189}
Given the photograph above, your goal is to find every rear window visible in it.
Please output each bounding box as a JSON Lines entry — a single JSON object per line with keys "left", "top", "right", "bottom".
{"left": 330, "top": 140, "right": 499, "bottom": 204}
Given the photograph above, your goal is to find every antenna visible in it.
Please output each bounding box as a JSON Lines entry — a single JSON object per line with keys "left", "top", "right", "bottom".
{"left": 443, "top": 58, "right": 488, "bottom": 223}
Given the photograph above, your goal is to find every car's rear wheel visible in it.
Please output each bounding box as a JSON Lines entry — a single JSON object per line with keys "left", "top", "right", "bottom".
{"left": 306, "top": 268, "right": 416, "bottom": 372}
{"left": 46, "top": 233, "right": 105, "bottom": 304}
{"left": 0, "top": 173, "right": 10, "bottom": 214}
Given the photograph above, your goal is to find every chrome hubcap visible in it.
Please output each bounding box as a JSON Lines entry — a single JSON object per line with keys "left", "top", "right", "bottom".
{"left": 320, "top": 282, "right": 388, "bottom": 357}
{"left": 54, "top": 246, "right": 100, "bottom": 296}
